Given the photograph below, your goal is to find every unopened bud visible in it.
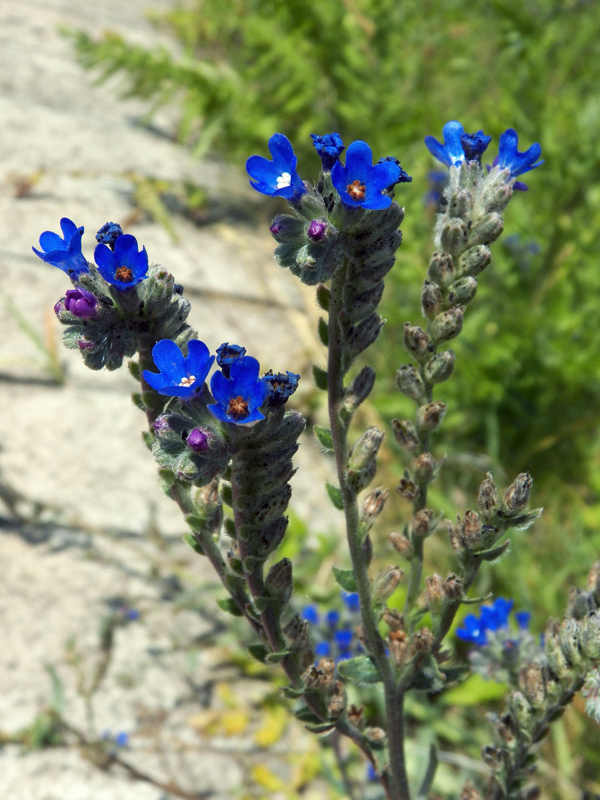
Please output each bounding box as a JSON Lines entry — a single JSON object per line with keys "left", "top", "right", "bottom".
{"left": 545, "top": 631, "right": 570, "bottom": 679}
{"left": 348, "top": 460, "right": 377, "bottom": 492}
{"left": 481, "top": 744, "right": 504, "bottom": 771}
{"left": 426, "top": 573, "right": 444, "bottom": 610}
{"left": 486, "top": 182, "right": 513, "bottom": 213}
{"left": 396, "top": 364, "right": 425, "bottom": 402}
{"left": 428, "top": 251, "right": 455, "bottom": 286}
{"left": 413, "top": 627, "right": 434, "bottom": 651}
{"left": 559, "top": 618, "right": 583, "bottom": 666}
{"left": 447, "top": 276, "right": 478, "bottom": 306}
{"left": 444, "top": 573, "right": 464, "bottom": 599}
{"left": 374, "top": 566, "right": 404, "bottom": 603}
{"left": 566, "top": 587, "right": 595, "bottom": 620}
{"left": 389, "top": 532, "right": 414, "bottom": 559}
{"left": 307, "top": 218, "right": 329, "bottom": 242}
{"left": 496, "top": 713, "right": 516, "bottom": 744}
{"left": 421, "top": 280, "right": 442, "bottom": 318}
{"left": 461, "top": 510, "right": 483, "bottom": 548}
{"left": 344, "top": 365, "right": 376, "bottom": 411}
{"left": 412, "top": 453, "right": 436, "bottom": 483}
{"left": 270, "top": 214, "right": 304, "bottom": 242}
{"left": 503, "top": 473, "right": 532, "bottom": 514}
{"left": 441, "top": 217, "right": 469, "bottom": 254}
{"left": 580, "top": 612, "right": 600, "bottom": 659}
{"left": 284, "top": 615, "right": 309, "bottom": 649}
{"left": 469, "top": 212, "right": 503, "bottom": 247}
{"left": 365, "top": 727, "right": 387, "bottom": 746}
{"left": 478, "top": 472, "right": 499, "bottom": 518}
{"left": 447, "top": 520, "right": 465, "bottom": 556}
{"left": 349, "top": 427, "right": 384, "bottom": 470}
{"left": 362, "top": 487, "right": 389, "bottom": 526}
{"left": 265, "top": 558, "right": 293, "bottom": 605}
{"left": 519, "top": 662, "right": 545, "bottom": 705}
{"left": 413, "top": 509, "right": 434, "bottom": 537}
{"left": 327, "top": 681, "right": 346, "bottom": 718}
{"left": 383, "top": 608, "right": 405, "bottom": 631}
{"left": 458, "top": 245, "right": 491, "bottom": 277}
{"left": 509, "top": 691, "right": 533, "bottom": 730}
{"left": 392, "top": 419, "right": 419, "bottom": 451}
{"left": 431, "top": 306, "right": 464, "bottom": 342}
{"left": 417, "top": 401, "right": 447, "bottom": 432}
{"left": 403, "top": 323, "right": 432, "bottom": 361}
{"left": 424, "top": 350, "right": 455, "bottom": 384}
{"left": 449, "top": 189, "right": 473, "bottom": 219}
{"left": 347, "top": 704, "right": 364, "bottom": 726}
{"left": 388, "top": 630, "right": 410, "bottom": 665}
{"left": 397, "top": 478, "right": 419, "bottom": 501}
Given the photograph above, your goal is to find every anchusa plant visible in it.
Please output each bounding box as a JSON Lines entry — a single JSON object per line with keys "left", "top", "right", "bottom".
{"left": 36, "top": 120, "right": 600, "bottom": 800}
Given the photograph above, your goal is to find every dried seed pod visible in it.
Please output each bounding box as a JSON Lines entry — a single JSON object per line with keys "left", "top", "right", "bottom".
{"left": 392, "top": 419, "right": 420, "bottom": 451}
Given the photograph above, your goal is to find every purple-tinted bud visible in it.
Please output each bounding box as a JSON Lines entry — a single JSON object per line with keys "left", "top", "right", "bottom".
{"left": 96, "top": 222, "right": 123, "bottom": 250}
{"left": 270, "top": 220, "right": 283, "bottom": 238}
{"left": 54, "top": 299, "right": 65, "bottom": 317}
{"left": 64, "top": 288, "right": 97, "bottom": 319}
{"left": 153, "top": 416, "right": 171, "bottom": 435}
{"left": 78, "top": 338, "right": 94, "bottom": 351}
{"left": 307, "top": 219, "right": 328, "bottom": 242}
{"left": 187, "top": 427, "right": 210, "bottom": 453}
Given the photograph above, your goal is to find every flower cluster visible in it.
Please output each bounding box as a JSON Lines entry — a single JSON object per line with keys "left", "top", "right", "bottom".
{"left": 302, "top": 591, "right": 362, "bottom": 664}
{"left": 425, "top": 120, "right": 543, "bottom": 190}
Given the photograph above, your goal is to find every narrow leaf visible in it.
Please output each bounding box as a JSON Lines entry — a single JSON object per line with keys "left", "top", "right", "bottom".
{"left": 216, "top": 597, "right": 243, "bottom": 617}
{"left": 418, "top": 743, "right": 438, "bottom": 800}
{"left": 314, "top": 424, "right": 334, "bottom": 451}
{"left": 318, "top": 317, "right": 329, "bottom": 346}
{"left": 183, "top": 532, "right": 205, "bottom": 555}
{"left": 316, "top": 284, "right": 330, "bottom": 311}
{"left": 305, "top": 721, "right": 336, "bottom": 734}
{"left": 313, "top": 365, "right": 328, "bottom": 390}
{"left": 248, "top": 644, "right": 269, "bottom": 663}
{"left": 326, "top": 482, "right": 344, "bottom": 510}
{"left": 474, "top": 540, "right": 510, "bottom": 562}
{"left": 332, "top": 566, "right": 358, "bottom": 592}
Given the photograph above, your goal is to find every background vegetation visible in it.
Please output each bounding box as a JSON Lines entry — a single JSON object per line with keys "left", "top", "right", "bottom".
{"left": 69, "top": 1, "right": 600, "bottom": 794}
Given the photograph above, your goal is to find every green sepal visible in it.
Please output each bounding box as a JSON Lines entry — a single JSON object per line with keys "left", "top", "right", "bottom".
{"left": 316, "top": 284, "right": 330, "bottom": 312}
{"left": 282, "top": 686, "right": 307, "bottom": 699}
{"left": 141, "top": 431, "right": 154, "bottom": 451}
{"left": 131, "top": 392, "right": 146, "bottom": 411}
{"left": 460, "top": 592, "right": 493, "bottom": 605}
{"left": 294, "top": 707, "right": 323, "bottom": 724}
{"left": 221, "top": 483, "right": 233, "bottom": 507}
{"left": 318, "top": 317, "right": 329, "bottom": 346}
{"left": 224, "top": 517, "right": 236, "bottom": 536}
{"left": 185, "top": 513, "right": 205, "bottom": 532}
{"left": 182, "top": 532, "right": 205, "bottom": 555}
{"left": 229, "top": 557, "right": 244, "bottom": 576}
{"left": 337, "top": 656, "right": 381, "bottom": 685}
{"left": 314, "top": 425, "right": 334, "bottom": 451}
{"left": 243, "top": 555, "right": 261, "bottom": 573}
{"left": 253, "top": 596, "right": 268, "bottom": 614}
{"left": 128, "top": 360, "right": 141, "bottom": 381}
{"left": 216, "top": 597, "right": 243, "bottom": 617}
{"left": 313, "top": 365, "right": 328, "bottom": 390}
{"left": 159, "top": 468, "right": 175, "bottom": 487}
{"left": 473, "top": 540, "right": 510, "bottom": 562}
{"left": 326, "top": 482, "right": 344, "bottom": 510}
{"left": 440, "top": 665, "right": 469, "bottom": 685}
{"left": 225, "top": 573, "right": 245, "bottom": 594}
{"left": 247, "top": 644, "right": 269, "bottom": 663}
{"left": 305, "top": 721, "right": 336, "bottom": 734}
{"left": 266, "top": 649, "right": 292, "bottom": 664}
{"left": 332, "top": 566, "right": 358, "bottom": 592}
{"left": 409, "top": 656, "right": 446, "bottom": 692}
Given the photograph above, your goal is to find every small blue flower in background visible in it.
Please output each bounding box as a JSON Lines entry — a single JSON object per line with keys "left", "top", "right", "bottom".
{"left": 331, "top": 141, "right": 401, "bottom": 210}
{"left": 311, "top": 132, "right": 345, "bottom": 171}
{"left": 335, "top": 629, "right": 353, "bottom": 651}
{"left": 96, "top": 222, "right": 123, "bottom": 250}
{"left": 94, "top": 234, "right": 149, "bottom": 290}
{"left": 367, "top": 763, "right": 378, "bottom": 782}
{"left": 425, "top": 121, "right": 467, "bottom": 168}
{"left": 456, "top": 613, "right": 488, "bottom": 645}
{"left": 341, "top": 591, "right": 360, "bottom": 613}
{"left": 115, "top": 732, "right": 129, "bottom": 747}
{"left": 216, "top": 342, "right": 247, "bottom": 379}
{"left": 315, "top": 641, "right": 331, "bottom": 657}
{"left": 480, "top": 598, "right": 513, "bottom": 632}
{"left": 301, "top": 593, "right": 361, "bottom": 664}
{"left": 33, "top": 217, "right": 88, "bottom": 277}
{"left": 143, "top": 339, "right": 214, "bottom": 398}
{"left": 515, "top": 611, "right": 531, "bottom": 629}
{"left": 325, "top": 609, "right": 340, "bottom": 627}
{"left": 457, "top": 598, "right": 524, "bottom": 645}
{"left": 494, "top": 128, "right": 543, "bottom": 191}
{"left": 126, "top": 609, "right": 140, "bottom": 621}
{"left": 246, "top": 133, "right": 306, "bottom": 202}
{"left": 210, "top": 356, "right": 268, "bottom": 426}
{"left": 302, "top": 605, "right": 319, "bottom": 624}
{"left": 263, "top": 370, "right": 300, "bottom": 407}
{"left": 460, "top": 130, "right": 492, "bottom": 162}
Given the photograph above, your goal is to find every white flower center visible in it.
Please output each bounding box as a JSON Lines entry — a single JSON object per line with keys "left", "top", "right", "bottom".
{"left": 276, "top": 172, "right": 292, "bottom": 189}
{"left": 178, "top": 375, "right": 196, "bottom": 387}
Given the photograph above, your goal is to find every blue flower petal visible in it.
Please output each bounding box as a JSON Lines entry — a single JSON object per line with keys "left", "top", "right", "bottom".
{"left": 60, "top": 217, "right": 78, "bottom": 241}
{"left": 39, "top": 231, "right": 67, "bottom": 252}
{"left": 94, "top": 243, "right": 115, "bottom": 272}
{"left": 228, "top": 356, "right": 262, "bottom": 396}
{"left": 186, "top": 339, "right": 213, "bottom": 380}
{"left": 114, "top": 234, "right": 139, "bottom": 264}
{"left": 497, "top": 129, "right": 544, "bottom": 178}
{"left": 425, "top": 121, "right": 466, "bottom": 167}
{"left": 210, "top": 369, "right": 233, "bottom": 406}
{"left": 152, "top": 339, "right": 187, "bottom": 382}
{"left": 143, "top": 370, "right": 173, "bottom": 393}
{"left": 268, "top": 133, "right": 297, "bottom": 170}
{"left": 343, "top": 140, "right": 375, "bottom": 184}
{"left": 246, "top": 155, "right": 282, "bottom": 188}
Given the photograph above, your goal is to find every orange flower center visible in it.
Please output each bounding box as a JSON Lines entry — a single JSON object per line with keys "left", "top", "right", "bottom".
{"left": 227, "top": 396, "right": 249, "bottom": 419}
{"left": 115, "top": 266, "right": 133, "bottom": 283}
{"left": 347, "top": 180, "right": 366, "bottom": 201}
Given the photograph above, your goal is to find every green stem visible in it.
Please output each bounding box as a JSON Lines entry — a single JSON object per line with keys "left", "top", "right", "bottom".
{"left": 327, "top": 268, "right": 409, "bottom": 800}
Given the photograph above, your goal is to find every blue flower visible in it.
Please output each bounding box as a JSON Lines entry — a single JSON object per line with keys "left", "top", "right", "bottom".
{"left": 341, "top": 591, "right": 360, "bottom": 613}
{"left": 263, "top": 370, "right": 300, "bottom": 407}
{"left": 460, "top": 130, "right": 492, "bottom": 162}
{"left": 115, "top": 732, "right": 129, "bottom": 747}
{"left": 515, "top": 611, "right": 531, "bottom": 630}
{"left": 246, "top": 134, "right": 306, "bottom": 202}
{"left": 96, "top": 222, "right": 123, "bottom": 250}
{"left": 311, "top": 133, "right": 345, "bottom": 171}
{"left": 315, "top": 641, "right": 331, "bottom": 657}
{"left": 127, "top": 609, "right": 140, "bottom": 621}
{"left": 142, "top": 339, "right": 214, "bottom": 398}
{"left": 480, "top": 598, "right": 513, "bottom": 632}
{"left": 425, "top": 121, "right": 467, "bottom": 168}
{"left": 331, "top": 141, "right": 401, "bottom": 210}
{"left": 216, "top": 343, "right": 247, "bottom": 379}
{"left": 334, "top": 629, "right": 353, "bottom": 650}
{"left": 495, "top": 128, "right": 543, "bottom": 191}
{"left": 32, "top": 217, "right": 88, "bottom": 277}
{"left": 456, "top": 613, "right": 488, "bottom": 645}
{"left": 209, "top": 356, "right": 268, "bottom": 426}
{"left": 325, "top": 609, "right": 340, "bottom": 627}
{"left": 302, "top": 605, "right": 319, "bottom": 624}
{"left": 94, "top": 234, "right": 149, "bottom": 290}
{"left": 367, "top": 763, "right": 378, "bottom": 782}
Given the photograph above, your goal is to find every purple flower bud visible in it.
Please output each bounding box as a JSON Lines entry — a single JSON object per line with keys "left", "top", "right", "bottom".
{"left": 270, "top": 220, "right": 283, "bottom": 238}
{"left": 307, "top": 219, "right": 328, "bottom": 242}
{"left": 78, "top": 338, "right": 94, "bottom": 351}
{"left": 187, "top": 427, "right": 210, "bottom": 452}
{"left": 64, "top": 288, "right": 97, "bottom": 319}
{"left": 54, "top": 299, "right": 65, "bottom": 317}
{"left": 153, "top": 416, "right": 171, "bottom": 435}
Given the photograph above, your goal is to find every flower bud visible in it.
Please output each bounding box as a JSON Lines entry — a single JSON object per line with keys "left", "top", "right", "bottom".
{"left": 388, "top": 630, "right": 410, "bottom": 665}
{"left": 461, "top": 510, "right": 483, "bottom": 549}
{"left": 424, "top": 350, "right": 455, "bottom": 384}
{"left": 374, "top": 566, "right": 404, "bottom": 603}
{"left": 392, "top": 419, "right": 419, "bottom": 451}
{"left": 388, "top": 531, "right": 414, "bottom": 559}
{"left": 187, "top": 427, "right": 211, "bottom": 453}
{"left": 361, "top": 487, "right": 389, "bottom": 527}
{"left": 559, "top": 618, "right": 583, "bottom": 666}
{"left": 431, "top": 306, "right": 464, "bottom": 342}
{"left": 509, "top": 691, "right": 533, "bottom": 730}
{"left": 412, "top": 453, "right": 436, "bottom": 483}
{"left": 413, "top": 508, "right": 434, "bottom": 538}
{"left": 566, "top": 587, "right": 595, "bottom": 620}
{"left": 448, "top": 189, "right": 473, "bottom": 219}
{"left": 347, "top": 704, "right": 364, "bottom": 726}
{"left": 503, "top": 473, "right": 532, "bottom": 514}
{"left": 383, "top": 608, "right": 405, "bottom": 631}
{"left": 545, "top": 628, "right": 570, "bottom": 679}
{"left": 426, "top": 573, "right": 444, "bottom": 611}
{"left": 403, "top": 323, "right": 433, "bottom": 361}
{"left": 519, "top": 662, "right": 546, "bottom": 705}
{"left": 348, "top": 460, "right": 377, "bottom": 492}
{"left": 397, "top": 478, "right": 419, "bottom": 501}
{"left": 270, "top": 214, "right": 304, "bottom": 242}
{"left": 265, "top": 558, "right": 293, "bottom": 605}
{"left": 413, "top": 626, "right": 434, "bottom": 651}
{"left": 447, "top": 276, "right": 477, "bottom": 306}
{"left": 307, "top": 218, "right": 329, "bottom": 242}
{"left": 458, "top": 245, "right": 491, "bottom": 277}
{"left": 349, "top": 427, "right": 384, "bottom": 470}
{"left": 421, "top": 280, "right": 442, "bottom": 318}
{"left": 153, "top": 415, "right": 171, "bottom": 436}
{"left": 396, "top": 365, "right": 425, "bottom": 402}
{"left": 440, "top": 218, "right": 469, "bottom": 254}
{"left": 444, "top": 573, "right": 464, "bottom": 599}
{"left": 344, "top": 365, "right": 376, "bottom": 411}
{"left": 428, "top": 251, "right": 455, "bottom": 286}
{"left": 469, "top": 213, "right": 503, "bottom": 247}
{"left": 65, "top": 287, "right": 97, "bottom": 318}
{"left": 478, "top": 472, "right": 499, "bottom": 518}
{"left": 481, "top": 744, "right": 503, "bottom": 771}
{"left": 365, "top": 727, "right": 387, "bottom": 746}
{"left": 485, "top": 182, "right": 513, "bottom": 213}
{"left": 416, "top": 401, "right": 447, "bottom": 432}
{"left": 580, "top": 612, "right": 600, "bottom": 659}
{"left": 447, "top": 520, "right": 465, "bottom": 556}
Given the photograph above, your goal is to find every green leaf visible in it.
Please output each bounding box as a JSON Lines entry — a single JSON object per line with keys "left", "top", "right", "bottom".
{"left": 223, "top": 517, "right": 236, "bottom": 536}
{"left": 305, "top": 721, "right": 336, "bottom": 734}
{"left": 314, "top": 424, "right": 334, "bottom": 451}
{"left": 473, "top": 540, "right": 510, "bottom": 562}
{"left": 266, "top": 649, "right": 291, "bottom": 664}
{"left": 326, "top": 482, "right": 344, "bottom": 510}
{"left": 186, "top": 513, "right": 205, "bottom": 532}
{"left": 313, "top": 365, "right": 328, "bottom": 390}
{"left": 216, "top": 597, "right": 243, "bottom": 616}
{"left": 294, "top": 707, "right": 323, "bottom": 724}
{"left": 332, "top": 566, "right": 358, "bottom": 592}
{"left": 337, "top": 656, "right": 381, "bottom": 685}
{"left": 417, "top": 743, "right": 438, "bottom": 800}
{"left": 247, "top": 644, "right": 269, "bottom": 663}
{"left": 128, "top": 359, "right": 141, "bottom": 380}
{"left": 316, "top": 284, "right": 330, "bottom": 312}
{"left": 318, "top": 317, "right": 329, "bottom": 346}
{"left": 182, "top": 532, "right": 205, "bottom": 555}
{"left": 131, "top": 392, "right": 146, "bottom": 411}
{"left": 159, "top": 468, "right": 175, "bottom": 487}
{"left": 221, "top": 483, "right": 233, "bottom": 507}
